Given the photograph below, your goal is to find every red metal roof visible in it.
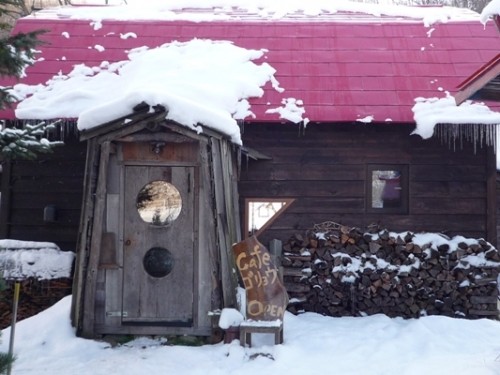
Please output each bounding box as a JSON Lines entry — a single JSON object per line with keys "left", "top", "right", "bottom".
{"left": 2, "top": 9, "right": 500, "bottom": 124}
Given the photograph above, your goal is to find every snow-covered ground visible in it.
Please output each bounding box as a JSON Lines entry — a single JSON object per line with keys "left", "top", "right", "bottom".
{"left": 0, "top": 296, "right": 499, "bottom": 374}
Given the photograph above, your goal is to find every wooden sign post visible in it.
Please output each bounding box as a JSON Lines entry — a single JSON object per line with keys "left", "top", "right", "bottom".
{"left": 233, "top": 236, "right": 288, "bottom": 321}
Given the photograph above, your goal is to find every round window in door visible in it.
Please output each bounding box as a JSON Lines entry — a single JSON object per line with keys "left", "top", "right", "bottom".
{"left": 143, "top": 247, "right": 174, "bottom": 278}
{"left": 136, "top": 180, "right": 182, "bottom": 226}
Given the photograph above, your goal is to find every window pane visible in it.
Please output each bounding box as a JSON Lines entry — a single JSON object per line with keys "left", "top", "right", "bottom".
{"left": 372, "top": 170, "right": 402, "bottom": 209}
{"left": 136, "top": 181, "right": 182, "bottom": 225}
{"left": 143, "top": 247, "right": 174, "bottom": 278}
{"left": 248, "top": 201, "right": 287, "bottom": 235}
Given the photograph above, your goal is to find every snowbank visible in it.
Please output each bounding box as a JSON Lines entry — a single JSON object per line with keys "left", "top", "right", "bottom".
{"left": 0, "top": 240, "right": 74, "bottom": 280}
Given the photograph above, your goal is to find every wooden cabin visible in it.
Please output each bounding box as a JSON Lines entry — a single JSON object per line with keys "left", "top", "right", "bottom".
{"left": 1, "top": 4, "right": 500, "bottom": 336}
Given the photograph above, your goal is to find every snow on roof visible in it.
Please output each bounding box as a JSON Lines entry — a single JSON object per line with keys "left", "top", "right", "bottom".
{"left": 480, "top": 0, "right": 500, "bottom": 24}
{"left": 2, "top": 1, "right": 499, "bottom": 143}
{"left": 39, "top": 1, "right": 481, "bottom": 25}
{"left": 411, "top": 0, "right": 500, "bottom": 141}
{"left": 0, "top": 240, "right": 74, "bottom": 280}
{"left": 411, "top": 94, "right": 500, "bottom": 140}
{"left": 14, "top": 39, "right": 282, "bottom": 144}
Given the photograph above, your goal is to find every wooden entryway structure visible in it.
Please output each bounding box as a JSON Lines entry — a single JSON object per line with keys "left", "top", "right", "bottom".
{"left": 71, "top": 104, "right": 240, "bottom": 338}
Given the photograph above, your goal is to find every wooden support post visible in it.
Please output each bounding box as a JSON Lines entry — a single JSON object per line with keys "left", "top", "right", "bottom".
{"left": 7, "top": 281, "right": 20, "bottom": 375}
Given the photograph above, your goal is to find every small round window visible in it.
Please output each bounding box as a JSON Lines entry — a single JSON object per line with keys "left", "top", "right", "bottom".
{"left": 143, "top": 247, "right": 174, "bottom": 278}
{"left": 136, "top": 181, "right": 182, "bottom": 226}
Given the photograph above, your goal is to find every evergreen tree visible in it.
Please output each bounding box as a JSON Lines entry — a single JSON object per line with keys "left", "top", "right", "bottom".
{"left": 0, "top": 1, "right": 44, "bottom": 108}
{"left": 0, "top": 1, "right": 61, "bottom": 160}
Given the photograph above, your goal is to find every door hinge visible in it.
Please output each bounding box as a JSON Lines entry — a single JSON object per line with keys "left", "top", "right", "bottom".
{"left": 106, "top": 311, "right": 128, "bottom": 318}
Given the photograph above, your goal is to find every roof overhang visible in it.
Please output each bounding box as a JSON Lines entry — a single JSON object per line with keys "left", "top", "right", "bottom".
{"left": 455, "top": 54, "right": 500, "bottom": 105}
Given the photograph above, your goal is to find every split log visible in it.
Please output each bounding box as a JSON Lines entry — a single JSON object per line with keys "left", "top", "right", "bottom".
{"left": 281, "top": 223, "right": 499, "bottom": 320}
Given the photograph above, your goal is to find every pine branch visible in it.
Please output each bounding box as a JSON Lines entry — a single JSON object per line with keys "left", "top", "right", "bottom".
{"left": 0, "top": 30, "right": 46, "bottom": 79}
{"left": 0, "top": 122, "right": 63, "bottom": 160}
{"left": 0, "top": 1, "right": 49, "bottom": 159}
{"left": 0, "top": 351, "right": 14, "bottom": 375}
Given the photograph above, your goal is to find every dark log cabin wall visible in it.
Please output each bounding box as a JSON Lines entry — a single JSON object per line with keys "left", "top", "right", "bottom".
{"left": 0, "top": 121, "right": 496, "bottom": 254}
{"left": 239, "top": 123, "right": 496, "bottom": 247}
{"left": 0, "top": 138, "right": 87, "bottom": 251}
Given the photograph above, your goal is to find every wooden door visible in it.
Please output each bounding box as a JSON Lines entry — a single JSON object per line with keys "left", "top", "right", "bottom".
{"left": 122, "top": 165, "right": 194, "bottom": 325}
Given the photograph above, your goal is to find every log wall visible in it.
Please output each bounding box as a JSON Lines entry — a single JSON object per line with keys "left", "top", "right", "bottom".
{"left": 0, "top": 139, "right": 87, "bottom": 251}
{"left": 239, "top": 123, "right": 496, "bottom": 247}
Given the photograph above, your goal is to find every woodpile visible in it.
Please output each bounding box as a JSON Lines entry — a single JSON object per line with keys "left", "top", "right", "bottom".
{"left": 282, "top": 222, "right": 500, "bottom": 319}
{"left": 0, "top": 278, "right": 72, "bottom": 329}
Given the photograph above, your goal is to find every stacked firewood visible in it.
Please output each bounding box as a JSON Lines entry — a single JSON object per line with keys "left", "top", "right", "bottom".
{"left": 0, "top": 278, "right": 72, "bottom": 329}
{"left": 282, "top": 222, "right": 500, "bottom": 319}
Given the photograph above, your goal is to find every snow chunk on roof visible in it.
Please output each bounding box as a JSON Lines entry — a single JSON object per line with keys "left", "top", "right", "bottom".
{"left": 13, "top": 39, "right": 286, "bottom": 145}
{"left": 480, "top": 0, "right": 500, "bottom": 24}
{"left": 411, "top": 94, "right": 500, "bottom": 139}
{"left": 266, "top": 98, "right": 308, "bottom": 124}
{"left": 0, "top": 240, "right": 74, "bottom": 280}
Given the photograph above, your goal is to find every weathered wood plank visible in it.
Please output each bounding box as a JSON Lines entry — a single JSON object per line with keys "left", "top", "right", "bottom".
{"left": 94, "top": 323, "right": 211, "bottom": 337}
{"left": 239, "top": 180, "right": 365, "bottom": 198}
{"left": 104, "top": 268, "right": 123, "bottom": 328}
{"left": 71, "top": 138, "right": 99, "bottom": 330}
{"left": 11, "top": 176, "right": 85, "bottom": 192}
{"left": 11, "top": 160, "right": 87, "bottom": 177}
{"left": 0, "top": 159, "right": 12, "bottom": 238}
{"left": 11, "top": 192, "right": 83, "bottom": 209}
{"left": 8, "top": 227, "right": 79, "bottom": 250}
{"left": 242, "top": 163, "right": 366, "bottom": 181}
{"left": 486, "top": 146, "right": 497, "bottom": 246}
{"left": 198, "top": 143, "right": 222, "bottom": 313}
{"left": 81, "top": 141, "right": 111, "bottom": 338}
{"left": 122, "top": 141, "right": 199, "bottom": 163}
{"left": 410, "top": 198, "right": 486, "bottom": 215}
{"left": 411, "top": 165, "right": 486, "bottom": 182}
{"left": 286, "top": 198, "right": 366, "bottom": 214}
{"left": 412, "top": 181, "right": 486, "bottom": 198}
{"left": 211, "top": 139, "right": 238, "bottom": 308}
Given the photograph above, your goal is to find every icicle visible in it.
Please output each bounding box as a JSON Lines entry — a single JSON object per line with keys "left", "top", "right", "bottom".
{"left": 436, "top": 123, "right": 499, "bottom": 157}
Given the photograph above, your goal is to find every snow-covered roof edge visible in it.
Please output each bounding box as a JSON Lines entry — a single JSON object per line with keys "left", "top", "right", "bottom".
{"left": 32, "top": 1, "right": 481, "bottom": 27}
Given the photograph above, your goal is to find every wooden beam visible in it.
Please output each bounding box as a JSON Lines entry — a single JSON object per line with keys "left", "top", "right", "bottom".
{"left": 80, "top": 110, "right": 166, "bottom": 141}
{"left": 486, "top": 145, "right": 497, "bottom": 246}
{"left": 211, "top": 139, "right": 238, "bottom": 308}
{"left": 80, "top": 141, "right": 111, "bottom": 338}
{"left": 118, "top": 132, "right": 196, "bottom": 144}
{"left": 71, "top": 138, "right": 99, "bottom": 330}
{"left": 455, "top": 56, "right": 500, "bottom": 105}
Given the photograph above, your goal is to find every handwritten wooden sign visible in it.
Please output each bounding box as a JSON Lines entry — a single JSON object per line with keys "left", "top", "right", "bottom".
{"left": 232, "top": 236, "right": 288, "bottom": 321}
